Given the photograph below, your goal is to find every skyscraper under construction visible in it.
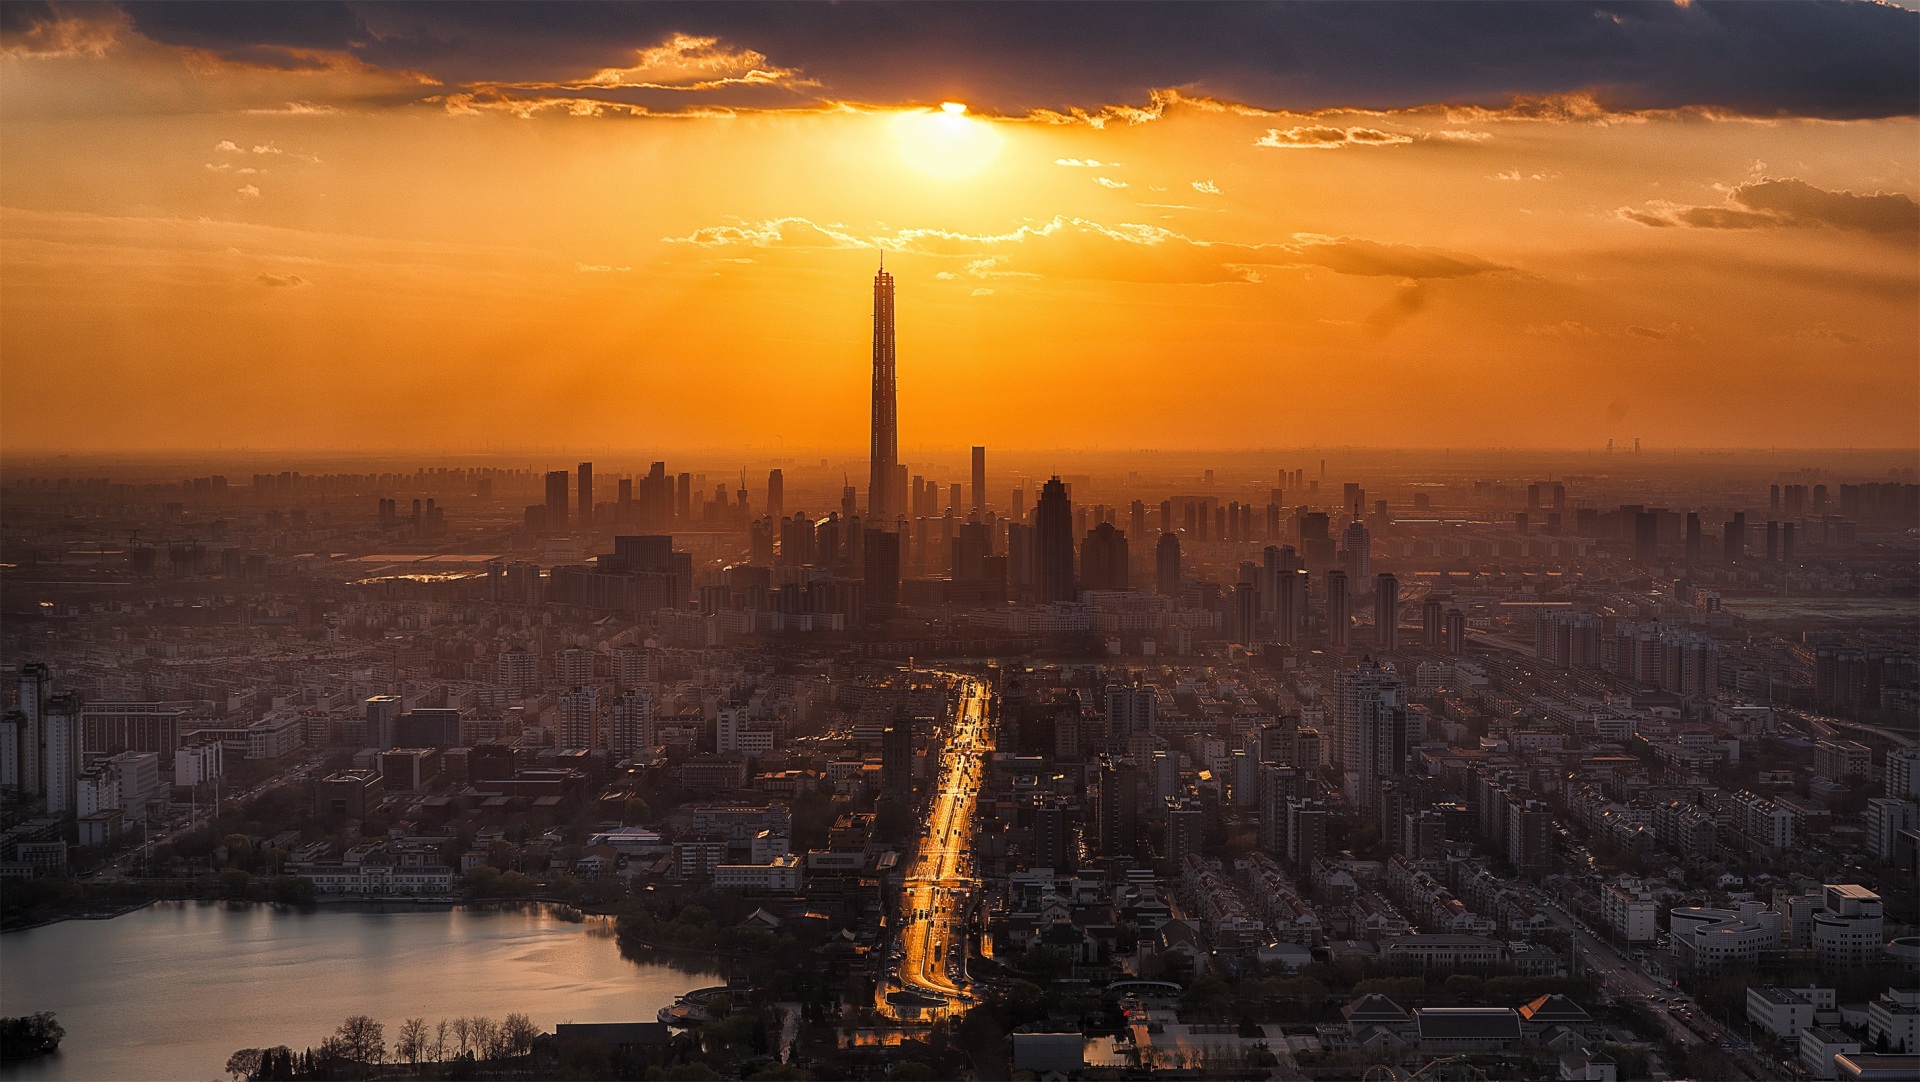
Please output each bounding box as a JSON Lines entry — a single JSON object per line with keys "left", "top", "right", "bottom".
{"left": 868, "top": 258, "right": 898, "bottom": 522}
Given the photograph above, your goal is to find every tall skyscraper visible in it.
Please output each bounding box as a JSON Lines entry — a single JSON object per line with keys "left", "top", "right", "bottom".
{"left": 1341, "top": 519, "right": 1371, "bottom": 582}
{"left": 1326, "top": 569, "right": 1351, "bottom": 648}
{"left": 1080, "top": 522, "right": 1129, "bottom": 591}
{"left": 1374, "top": 572, "right": 1399, "bottom": 651}
{"left": 576, "top": 462, "right": 593, "bottom": 532}
{"left": 970, "top": 446, "right": 986, "bottom": 513}
{"left": 18, "top": 663, "right": 49, "bottom": 797}
{"left": 1156, "top": 532, "right": 1182, "bottom": 596}
{"left": 544, "top": 470, "right": 569, "bottom": 533}
{"left": 766, "top": 468, "right": 784, "bottom": 524}
{"left": 1035, "top": 476, "right": 1076, "bottom": 602}
{"left": 868, "top": 259, "right": 898, "bottom": 520}
{"left": 862, "top": 528, "right": 900, "bottom": 620}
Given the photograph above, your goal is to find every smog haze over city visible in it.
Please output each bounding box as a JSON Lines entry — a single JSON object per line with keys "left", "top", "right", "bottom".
{"left": 1, "top": 4, "right": 1917, "bottom": 1082}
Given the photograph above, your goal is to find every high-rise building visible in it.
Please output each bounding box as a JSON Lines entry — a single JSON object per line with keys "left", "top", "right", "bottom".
{"left": 1445, "top": 608, "right": 1466, "bottom": 654}
{"left": 18, "top": 663, "right": 49, "bottom": 797}
{"left": 1099, "top": 760, "right": 1140, "bottom": 861}
{"left": 1080, "top": 522, "right": 1129, "bottom": 591}
{"left": 1325, "top": 569, "right": 1351, "bottom": 648}
{"left": 559, "top": 687, "right": 599, "bottom": 751}
{"left": 576, "top": 462, "right": 593, "bottom": 532}
{"left": 544, "top": 470, "right": 569, "bottom": 533}
{"left": 766, "top": 469, "right": 784, "bottom": 524}
{"left": 1032, "top": 797, "right": 1073, "bottom": 872}
{"left": 1422, "top": 596, "right": 1444, "bottom": 646}
{"left": 1229, "top": 584, "right": 1258, "bottom": 643}
{"left": 1634, "top": 510, "right": 1659, "bottom": 564}
{"left": 610, "top": 688, "right": 654, "bottom": 758}
{"left": 1166, "top": 800, "right": 1203, "bottom": 868}
{"left": 1035, "top": 476, "right": 1076, "bottom": 602}
{"left": 1286, "top": 798, "right": 1328, "bottom": 871}
{"left": 1105, "top": 684, "right": 1155, "bottom": 746}
{"left": 970, "top": 446, "right": 986, "bottom": 513}
{"left": 1374, "top": 572, "right": 1399, "bottom": 651}
{"left": 882, "top": 717, "right": 914, "bottom": 800}
{"left": 43, "top": 692, "right": 80, "bottom": 817}
{"left": 1341, "top": 520, "right": 1371, "bottom": 582}
{"left": 1155, "top": 532, "right": 1181, "bottom": 596}
{"left": 862, "top": 528, "right": 900, "bottom": 620}
{"left": 366, "top": 694, "right": 403, "bottom": 752}
{"left": 868, "top": 260, "right": 898, "bottom": 520}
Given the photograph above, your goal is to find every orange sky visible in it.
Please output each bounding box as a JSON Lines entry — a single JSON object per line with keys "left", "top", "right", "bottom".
{"left": 2, "top": 7, "right": 1916, "bottom": 453}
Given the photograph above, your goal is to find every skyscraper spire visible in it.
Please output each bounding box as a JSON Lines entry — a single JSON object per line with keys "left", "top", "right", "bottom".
{"left": 868, "top": 259, "right": 898, "bottom": 522}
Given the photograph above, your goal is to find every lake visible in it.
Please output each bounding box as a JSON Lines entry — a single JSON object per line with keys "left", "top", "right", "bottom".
{"left": 0, "top": 901, "right": 719, "bottom": 1080}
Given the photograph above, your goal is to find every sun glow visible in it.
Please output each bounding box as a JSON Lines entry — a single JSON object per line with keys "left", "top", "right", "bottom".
{"left": 892, "top": 103, "right": 1002, "bottom": 178}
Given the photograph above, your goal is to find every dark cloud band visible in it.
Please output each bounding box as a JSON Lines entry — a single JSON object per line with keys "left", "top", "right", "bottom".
{"left": 101, "top": 0, "right": 1920, "bottom": 120}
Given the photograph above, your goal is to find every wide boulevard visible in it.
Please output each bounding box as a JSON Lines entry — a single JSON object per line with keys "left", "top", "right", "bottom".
{"left": 884, "top": 671, "right": 992, "bottom": 1022}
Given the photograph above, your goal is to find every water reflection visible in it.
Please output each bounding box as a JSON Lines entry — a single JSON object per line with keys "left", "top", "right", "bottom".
{"left": 0, "top": 901, "right": 719, "bottom": 1081}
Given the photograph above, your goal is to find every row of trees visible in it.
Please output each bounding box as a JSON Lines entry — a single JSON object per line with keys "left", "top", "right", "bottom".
{"left": 226, "top": 1013, "right": 541, "bottom": 1080}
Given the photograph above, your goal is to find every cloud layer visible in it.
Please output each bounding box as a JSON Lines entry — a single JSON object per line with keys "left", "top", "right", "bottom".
{"left": 8, "top": 1, "right": 1911, "bottom": 119}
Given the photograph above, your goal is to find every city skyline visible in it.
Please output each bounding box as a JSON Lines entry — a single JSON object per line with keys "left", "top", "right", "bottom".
{"left": 3, "top": 7, "right": 1918, "bottom": 1081}
{"left": 3, "top": 3, "right": 1917, "bottom": 454}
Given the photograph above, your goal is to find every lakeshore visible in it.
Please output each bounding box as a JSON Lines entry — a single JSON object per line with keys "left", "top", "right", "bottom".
{"left": 0, "top": 901, "right": 719, "bottom": 1081}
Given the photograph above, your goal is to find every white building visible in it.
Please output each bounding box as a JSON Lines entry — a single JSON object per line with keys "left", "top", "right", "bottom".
{"left": 248, "top": 712, "right": 306, "bottom": 760}
{"left": 1601, "top": 878, "right": 1660, "bottom": 943}
{"left": 1866, "top": 988, "right": 1920, "bottom": 1053}
{"left": 1746, "top": 987, "right": 1831, "bottom": 1039}
{"left": 1813, "top": 884, "right": 1884, "bottom": 969}
{"left": 43, "top": 699, "right": 79, "bottom": 817}
{"left": 174, "top": 740, "right": 224, "bottom": 787}
{"left": 1864, "top": 799, "right": 1917, "bottom": 862}
{"left": 1800, "top": 1026, "right": 1861, "bottom": 1080}
{"left": 1885, "top": 748, "right": 1920, "bottom": 800}
{"left": 1671, "top": 901, "right": 1781, "bottom": 974}
{"left": 1730, "top": 790, "right": 1795, "bottom": 854}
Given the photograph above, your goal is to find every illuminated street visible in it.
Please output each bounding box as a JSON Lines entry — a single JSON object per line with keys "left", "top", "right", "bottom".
{"left": 885, "top": 672, "right": 993, "bottom": 1020}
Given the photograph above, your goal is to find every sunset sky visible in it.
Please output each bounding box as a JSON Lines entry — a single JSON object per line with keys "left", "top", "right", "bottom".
{"left": 3, "top": 1, "right": 1916, "bottom": 454}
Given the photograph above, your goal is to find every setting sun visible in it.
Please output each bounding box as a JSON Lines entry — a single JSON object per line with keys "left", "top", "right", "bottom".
{"left": 892, "top": 103, "right": 1004, "bottom": 179}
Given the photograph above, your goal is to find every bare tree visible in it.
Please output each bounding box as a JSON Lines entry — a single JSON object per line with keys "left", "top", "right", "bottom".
{"left": 396, "top": 1018, "right": 428, "bottom": 1067}
{"left": 451, "top": 1015, "right": 474, "bottom": 1058}
{"left": 335, "top": 1015, "right": 386, "bottom": 1066}
{"left": 431, "top": 1018, "right": 450, "bottom": 1064}
{"left": 470, "top": 1016, "right": 501, "bottom": 1060}
{"left": 502, "top": 1013, "right": 540, "bottom": 1056}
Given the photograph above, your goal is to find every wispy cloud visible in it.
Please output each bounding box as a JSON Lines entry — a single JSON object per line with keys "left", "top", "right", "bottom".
{"left": 666, "top": 213, "right": 1508, "bottom": 286}
{"left": 1255, "top": 125, "right": 1414, "bottom": 149}
{"left": 1619, "top": 177, "right": 1919, "bottom": 236}
{"left": 1054, "top": 158, "right": 1115, "bottom": 168}
{"left": 1191, "top": 180, "right": 1221, "bottom": 194}
{"left": 1094, "top": 177, "right": 1129, "bottom": 188}
{"left": 663, "top": 216, "right": 869, "bottom": 249}
{"left": 244, "top": 101, "right": 341, "bottom": 116}
{"left": 254, "top": 272, "right": 307, "bottom": 287}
